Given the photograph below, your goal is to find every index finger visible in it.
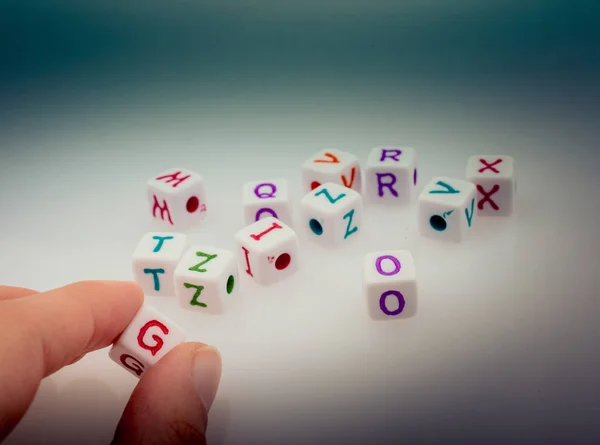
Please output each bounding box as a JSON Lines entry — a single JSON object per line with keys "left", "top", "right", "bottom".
{"left": 0, "top": 280, "right": 143, "bottom": 440}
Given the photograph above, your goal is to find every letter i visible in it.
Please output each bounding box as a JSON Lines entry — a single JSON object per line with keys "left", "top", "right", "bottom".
{"left": 241, "top": 246, "right": 253, "bottom": 276}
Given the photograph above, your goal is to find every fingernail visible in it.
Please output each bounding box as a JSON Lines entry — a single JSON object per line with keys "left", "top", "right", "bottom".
{"left": 192, "top": 346, "right": 222, "bottom": 411}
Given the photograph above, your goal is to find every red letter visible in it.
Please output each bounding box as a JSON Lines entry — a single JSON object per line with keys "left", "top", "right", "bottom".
{"left": 341, "top": 167, "right": 356, "bottom": 188}
{"left": 120, "top": 354, "right": 145, "bottom": 376}
{"left": 152, "top": 195, "right": 174, "bottom": 225}
{"left": 250, "top": 221, "right": 283, "bottom": 241}
{"left": 241, "top": 246, "right": 253, "bottom": 276}
{"left": 313, "top": 152, "right": 340, "bottom": 163}
{"left": 137, "top": 320, "right": 169, "bottom": 356}
{"left": 155, "top": 170, "right": 191, "bottom": 188}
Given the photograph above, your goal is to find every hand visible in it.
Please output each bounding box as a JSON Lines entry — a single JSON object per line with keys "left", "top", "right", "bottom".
{"left": 0, "top": 281, "right": 222, "bottom": 444}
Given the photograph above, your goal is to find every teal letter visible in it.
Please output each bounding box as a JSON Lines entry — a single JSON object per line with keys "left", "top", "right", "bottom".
{"left": 343, "top": 209, "right": 358, "bottom": 239}
{"left": 465, "top": 198, "right": 475, "bottom": 227}
{"left": 152, "top": 235, "right": 174, "bottom": 252}
{"left": 315, "top": 188, "right": 346, "bottom": 204}
{"left": 144, "top": 268, "right": 165, "bottom": 291}
{"left": 429, "top": 181, "right": 460, "bottom": 194}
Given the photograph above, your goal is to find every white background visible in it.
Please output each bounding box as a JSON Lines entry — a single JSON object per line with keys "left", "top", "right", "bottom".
{"left": 1, "top": 89, "right": 598, "bottom": 444}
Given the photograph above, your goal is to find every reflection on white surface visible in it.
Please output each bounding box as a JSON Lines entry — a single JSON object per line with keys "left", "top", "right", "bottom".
{"left": 0, "top": 85, "right": 599, "bottom": 444}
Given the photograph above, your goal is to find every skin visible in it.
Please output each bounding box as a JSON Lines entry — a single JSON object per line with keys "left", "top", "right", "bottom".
{"left": 0, "top": 281, "right": 222, "bottom": 445}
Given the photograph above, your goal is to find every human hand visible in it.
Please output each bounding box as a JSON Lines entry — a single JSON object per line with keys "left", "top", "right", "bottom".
{"left": 0, "top": 281, "right": 222, "bottom": 444}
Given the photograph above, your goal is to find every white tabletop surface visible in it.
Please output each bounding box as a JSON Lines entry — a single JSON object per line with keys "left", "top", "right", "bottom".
{"left": 1, "top": 2, "right": 599, "bottom": 444}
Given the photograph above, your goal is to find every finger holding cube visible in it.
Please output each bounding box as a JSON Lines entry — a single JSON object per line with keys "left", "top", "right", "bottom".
{"left": 109, "top": 304, "right": 186, "bottom": 378}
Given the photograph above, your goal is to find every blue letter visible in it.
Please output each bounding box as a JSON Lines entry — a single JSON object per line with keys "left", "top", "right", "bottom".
{"left": 152, "top": 235, "right": 174, "bottom": 252}
{"left": 465, "top": 198, "right": 475, "bottom": 227}
{"left": 143, "top": 268, "right": 165, "bottom": 291}
{"left": 343, "top": 209, "right": 358, "bottom": 239}
{"left": 315, "top": 188, "right": 346, "bottom": 204}
{"left": 429, "top": 181, "right": 460, "bottom": 194}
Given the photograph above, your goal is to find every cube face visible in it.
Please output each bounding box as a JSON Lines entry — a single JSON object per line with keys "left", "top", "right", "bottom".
{"left": 418, "top": 177, "right": 477, "bottom": 242}
{"left": 132, "top": 232, "right": 188, "bottom": 296}
{"left": 242, "top": 179, "right": 293, "bottom": 226}
{"left": 173, "top": 246, "right": 239, "bottom": 314}
{"left": 300, "top": 182, "right": 362, "bottom": 247}
{"left": 301, "top": 149, "right": 362, "bottom": 194}
{"left": 234, "top": 217, "right": 299, "bottom": 285}
{"left": 147, "top": 168, "right": 208, "bottom": 230}
{"left": 108, "top": 304, "right": 186, "bottom": 378}
{"left": 363, "top": 251, "right": 417, "bottom": 320}
{"left": 466, "top": 155, "right": 515, "bottom": 216}
{"left": 365, "top": 146, "right": 418, "bottom": 204}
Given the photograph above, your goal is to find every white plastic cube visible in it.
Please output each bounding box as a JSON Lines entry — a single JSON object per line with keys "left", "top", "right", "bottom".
{"left": 147, "top": 168, "right": 207, "bottom": 230}
{"left": 173, "top": 245, "right": 239, "bottom": 314}
{"left": 365, "top": 146, "right": 418, "bottom": 204}
{"left": 132, "top": 232, "right": 188, "bottom": 296}
{"left": 363, "top": 250, "right": 417, "bottom": 320}
{"left": 466, "top": 155, "right": 515, "bottom": 216}
{"left": 234, "top": 217, "right": 299, "bottom": 285}
{"left": 109, "top": 304, "right": 186, "bottom": 378}
{"left": 242, "top": 179, "right": 293, "bottom": 226}
{"left": 301, "top": 149, "right": 362, "bottom": 194}
{"left": 299, "top": 182, "right": 362, "bottom": 247}
{"left": 418, "top": 177, "right": 477, "bottom": 242}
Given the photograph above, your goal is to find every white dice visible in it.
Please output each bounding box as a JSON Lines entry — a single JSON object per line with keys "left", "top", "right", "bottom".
{"left": 365, "top": 146, "right": 418, "bottom": 204}
{"left": 301, "top": 149, "right": 361, "bottom": 194}
{"left": 109, "top": 304, "right": 186, "bottom": 378}
{"left": 147, "top": 168, "right": 208, "bottom": 230}
{"left": 242, "top": 179, "right": 293, "bottom": 226}
{"left": 234, "top": 217, "right": 299, "bottom": 285}
{"left": 363, "top": 250, "right": 417, "bottom": 320}
{"left": 418, "top": 177, "right": 477, "bottom": 242}
{"left": 300, "top": 182, "right": 362, "bottom": 247}
{"left": 466, "top": 155, "right": 516, "bottom": 216}
{"left": 174, "top": 246, "right": 239, "bottom": 314}
{"left": 132, "top": 232, "right": 188, "bottom": 296}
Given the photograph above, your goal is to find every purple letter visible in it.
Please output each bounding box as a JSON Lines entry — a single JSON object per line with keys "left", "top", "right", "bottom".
{"left": 380, "top": 149, "right": 402, "bottom": 162}
{"left": 255, "top": 208, "right": 278, "bottom": 221}
{"left": 376, "top": 173, "right": 398, "bottom": 197}
{"left": 254, "top": 183, "right": 277, "bottom": 199}
{"left": 379, "top": 290, "right": 405, "bottom": 316}
{"left": 375, "top": 255, "right": 401, "bottom": 276}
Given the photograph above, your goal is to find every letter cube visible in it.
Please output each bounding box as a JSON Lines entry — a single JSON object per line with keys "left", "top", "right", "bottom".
{"left": 173, "top": 246, "right": 239, "bottom": 314}
{"left": 242, "top": 179, "right": 293, "bottom": 226}
{"left": 109, "top": 304, "right": 186, "bottom": 378}
{"left": 234, "top": 217, "right": 299, "bottom": 285}
{"left": 132, "top": 232, "right": 188, "bottom": 296}
{"left": 299, "top": 182, "right": 362, "bottom": 247}
{"left": 365, "top": 146, "right": 418, "bottom": 204}
{"left": 466, "top": 155, "right": 516, "bottom": 216}
{"left": 418, "top": 177, "right": 477, "bottom": 242}
{"left": 363, "top": 250, "right": 417, "bottom": 320}
{"left": 301, "top": 149, "right": 361, "bottom": 194}
{"left": 147, "top": 168, "right": 207, "bottom": 230}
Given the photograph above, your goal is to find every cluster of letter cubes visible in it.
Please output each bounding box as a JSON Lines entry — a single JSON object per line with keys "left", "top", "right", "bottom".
{"left": 109, "top": 147, "right": 516, "bottom": 378}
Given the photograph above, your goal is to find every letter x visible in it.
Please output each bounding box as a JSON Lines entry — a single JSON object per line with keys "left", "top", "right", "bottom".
{"left": 478, "top": 158, "right": 502, "bottom": 173}
{"left": 477, "top": 184, "right": 500, "bottom": 210}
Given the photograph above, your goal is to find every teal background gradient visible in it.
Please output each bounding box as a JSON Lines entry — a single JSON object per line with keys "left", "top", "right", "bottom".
{"left": 1, "top": 1, "right": 599, "bottom": 445}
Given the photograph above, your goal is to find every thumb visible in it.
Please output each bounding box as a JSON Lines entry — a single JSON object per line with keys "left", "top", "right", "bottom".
{"left": 112, "top": 342, "right": 222, "bottom": 445}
